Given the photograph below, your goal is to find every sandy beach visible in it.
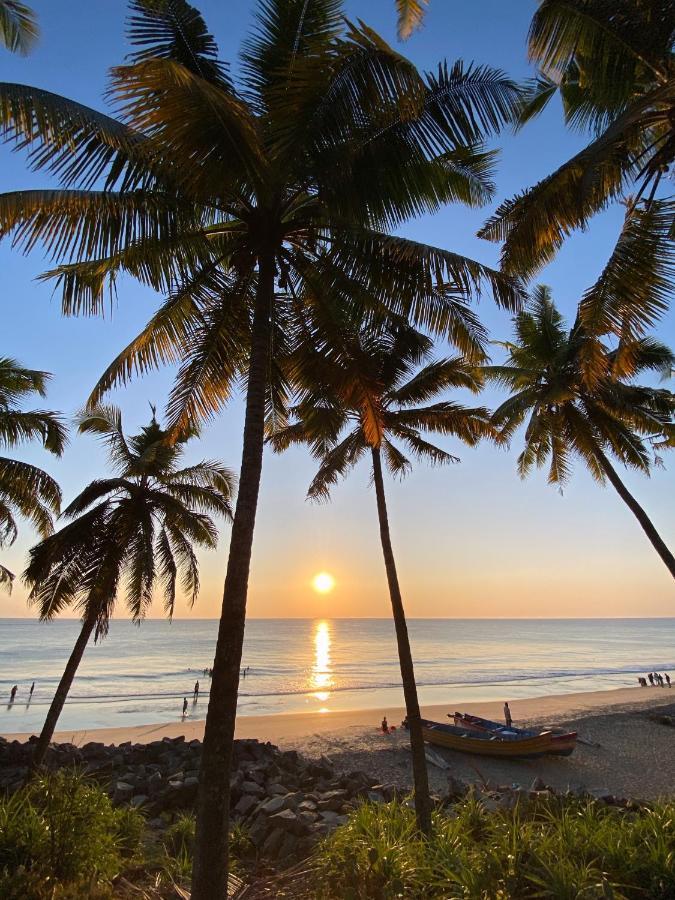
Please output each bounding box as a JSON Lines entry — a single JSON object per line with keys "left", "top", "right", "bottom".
{"left": 4, "top": 685, "right": 675, "bottom": 800}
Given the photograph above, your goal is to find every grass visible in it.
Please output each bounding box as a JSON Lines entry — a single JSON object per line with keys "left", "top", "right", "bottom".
{"left": 312, "top": 792, "right": 675, "bottom": 899}
{"left": 3, "top": 774, "right": 674, "bottom": 898}
{"left": 0, "top": 770, "right": 144, "bottom": 899}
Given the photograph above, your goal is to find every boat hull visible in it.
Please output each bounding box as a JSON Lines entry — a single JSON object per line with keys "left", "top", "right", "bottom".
{"left": 420, "top": 719, "right": 576, "bottom": 759}
{"left": 452, "top": 712, "right": 578, "bottom": 757}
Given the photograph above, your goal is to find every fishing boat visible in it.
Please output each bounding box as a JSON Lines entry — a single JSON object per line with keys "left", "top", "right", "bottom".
{"left": 450, "top": 712, "right": 577, "bottom": 756}
{"left": 417, "top": 718, "right": 577, "bottom": 759}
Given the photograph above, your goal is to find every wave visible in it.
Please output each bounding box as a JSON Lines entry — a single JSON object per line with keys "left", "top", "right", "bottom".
{"left": 5, "top": 661, "right": 672, "bottom": 706}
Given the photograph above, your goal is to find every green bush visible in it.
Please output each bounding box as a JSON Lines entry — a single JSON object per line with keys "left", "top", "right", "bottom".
{"left": 0, "top": 770, "right": 144, "bottom": 899}
{"left": 313, "top": 793, "right": 675, "bottom": 899}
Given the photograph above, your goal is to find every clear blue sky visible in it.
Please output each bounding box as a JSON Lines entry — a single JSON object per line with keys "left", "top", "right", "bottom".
{"left": 2, "top": 0, "right": 674, "bottom": 619}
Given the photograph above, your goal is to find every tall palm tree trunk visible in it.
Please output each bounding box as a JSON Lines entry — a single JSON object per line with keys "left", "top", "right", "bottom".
{"left": 30, "top": 611, "right": 97, "bottom": 770}
{"left": 371, "top": 447, "right": 432, "bottom": 835}
{"left": 192, "top": 255, "right": 274, "bottom": 900}
{"left": 596, "top": 449, "right": 675, "bottom": 579}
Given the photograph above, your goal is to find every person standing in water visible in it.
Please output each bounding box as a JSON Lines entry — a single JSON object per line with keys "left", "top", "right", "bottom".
{"left": 182, "top": 697, "right": 188, "bottom": 717}
{"left": 9, "top": 685, "right": 17, "bottom": 703}
{"left": 504, "top": 702, "right": 513, "bottom": 728}
{"left": 29, "top": 682, "right": 35, "bottom": 698}
{"left": 193, "top": 680, "right": 199, "bottom": 701}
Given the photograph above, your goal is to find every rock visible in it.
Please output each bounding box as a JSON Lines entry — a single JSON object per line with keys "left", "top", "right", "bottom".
{"left": 259, "top": 796, "right": 286, "bottom": 815}
{"left": 131, "top": 794, "right": 148, "bottom": 808}
{"left": 529, "top": 776, "right": 547, "bottom": 792}
{"left": 266, "top": 782, "right": 288, "bottom": 796}
{"left": 113, "top": 781, "right": 134, "bottom": 803}
{"left": 234, "top": 795, "right": 258, "bottom": 818}
{"left": 268, "top": 808, "right": 306, "bottom": 835}
{"left": 261, "top": 827, "right": 285, "bottom": 858}
{"left": 298, "top": 799, "right": 317, "bottom": 812}
{"left": 446, "top": 775, "right": 467, "bottom": 799}
{"left": 588, "top": 787, "right": 613, "bottom": 802}
{"left": 147, "top": 771, "right": 163, "bottom": 795}
{"left": 317, "top": 789, "right": 348, "bottom": 811}
{"left": 240, "top": 780, "right": 264, "bottom": 797}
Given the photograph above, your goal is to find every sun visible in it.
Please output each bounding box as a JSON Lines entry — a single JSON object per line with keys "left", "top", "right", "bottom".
{"left": 312, "top": 572, "right": 335, "bottom": 594}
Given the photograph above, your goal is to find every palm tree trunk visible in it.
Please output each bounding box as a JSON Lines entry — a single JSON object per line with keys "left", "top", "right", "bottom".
{"left": 596, "top": 449, "right": 675, "bottom": 579}
{"left": 191, "top": 253, "right": 274, "bottom": 900}
{"left": 371, "top": 447, "right": 432, "bottom": 835}
{"left": 30, "top": 611, "right": 96, "bottom": 770}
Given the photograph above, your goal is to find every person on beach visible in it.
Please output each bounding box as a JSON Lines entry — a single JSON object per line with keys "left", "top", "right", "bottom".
{"left": 504, "top": 702, "right": 512, "bottom": 728}
{"left": 658, "top": 673, "right": 664, "bottom": 687}
{"left": 667, "top": 674, "right": 671, "bottom": 688}
{"left": 9, "top": 685, "right": 17, "bottom": 703}
{"left": 182, "top": 697, "right": 188, "bottom": 717}
{"left": 381, "top": 716, "right": 389, "bottom": 733}
{"left": 194, "top": 680, "right": 199, "bottom": 700}
{"left": 648, "top": 672, "right": 655, "bottom": 685}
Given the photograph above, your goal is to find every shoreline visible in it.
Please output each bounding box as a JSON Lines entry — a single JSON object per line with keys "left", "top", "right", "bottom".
{"left": 2, "top": 684, "right": 669, "bottom": 747}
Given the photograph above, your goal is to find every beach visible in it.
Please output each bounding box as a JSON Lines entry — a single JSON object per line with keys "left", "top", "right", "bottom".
{"left": 5, "top": 685, "right": 675, "bottom": 800}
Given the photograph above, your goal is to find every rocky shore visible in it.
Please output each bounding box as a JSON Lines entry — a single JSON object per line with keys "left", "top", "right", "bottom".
{"left": 0, "top": 734, "right": 405, "bottom": 863}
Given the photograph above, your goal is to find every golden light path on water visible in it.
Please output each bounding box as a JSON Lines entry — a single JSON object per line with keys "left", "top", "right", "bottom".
{"left": 311, "top": 620, "right": 333, "bottom": 712}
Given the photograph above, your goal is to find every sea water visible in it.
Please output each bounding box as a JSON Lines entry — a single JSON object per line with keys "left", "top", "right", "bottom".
{"left": 1, "top": 617, "right": 674, "bottom": 733}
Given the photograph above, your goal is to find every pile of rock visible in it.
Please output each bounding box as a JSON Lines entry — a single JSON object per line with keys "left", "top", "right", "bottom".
{"left": 0, "top": 734, "right": 397, "bottom": 861}
{"left": 443, "top": 773, "right": 637, "bottom": 811}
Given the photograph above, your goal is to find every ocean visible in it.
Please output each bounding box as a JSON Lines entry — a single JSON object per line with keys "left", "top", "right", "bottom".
{"left": 1, "top": 618, "right": 674, "bottom": 734}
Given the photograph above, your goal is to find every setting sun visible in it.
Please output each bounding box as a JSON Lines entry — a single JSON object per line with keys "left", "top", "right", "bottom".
{"left": 312, "top": 572, "right": 335, "bottom": 594}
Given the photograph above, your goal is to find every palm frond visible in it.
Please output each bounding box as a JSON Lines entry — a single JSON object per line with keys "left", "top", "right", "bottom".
{"left": 127, "top": 0, "right": 231, "bottom": 88}
{"left": 579, "top": 199, "right": 675, "bottom": 344}
{"left": 396, "top": 0, "right": 429, "bottom": 40}
{"left": 0, "top": 81, "right": 162, "bottom": 191}
{"left": 0, "top": 561, "right": 14, "bottom": 592}
{"left": 0, "top": 1, "right": 38, "bottom": 54}
{"left": 307, "top": 429, "right": 366, "bottom": 502}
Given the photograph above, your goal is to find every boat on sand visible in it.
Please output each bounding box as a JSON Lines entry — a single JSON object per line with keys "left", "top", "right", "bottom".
{"left": 415, "top": 715, "right": 577, "bottom": 758}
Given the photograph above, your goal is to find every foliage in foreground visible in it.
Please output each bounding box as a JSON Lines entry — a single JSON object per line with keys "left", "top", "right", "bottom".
{"left": 0, "top": 770, "right": 143, "bottom": 899}
{"left": 313, "top": 794, "right": 675, "bottom": 899}
{"left": 158, "top": 812, "right": 252, "bottom": 882}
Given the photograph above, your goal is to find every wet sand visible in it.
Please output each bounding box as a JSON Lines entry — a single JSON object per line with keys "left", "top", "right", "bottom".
{"left": 3, "top": 685, "right": 674, "bottom": 799}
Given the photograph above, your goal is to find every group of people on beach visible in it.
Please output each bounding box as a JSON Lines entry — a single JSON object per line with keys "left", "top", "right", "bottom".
{"left": 639, "top": 672, "right": 671, "bottom": 688}
{"left": 7, "top": 682, "right": 35, "bottom": 705}
{"left": 199, "top": 665, "right": 250, "bottom": 678}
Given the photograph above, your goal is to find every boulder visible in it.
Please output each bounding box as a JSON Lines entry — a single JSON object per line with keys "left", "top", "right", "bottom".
{"left": 234, "top": 795, "right": 258, "bottom": 818}
{"left": 259, "top": 796, "right": 286, "bottom": 816}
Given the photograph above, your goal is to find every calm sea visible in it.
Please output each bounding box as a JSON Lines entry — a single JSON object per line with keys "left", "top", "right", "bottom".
{"left": 1, "top": 618, "right": 673, "bottom": 734}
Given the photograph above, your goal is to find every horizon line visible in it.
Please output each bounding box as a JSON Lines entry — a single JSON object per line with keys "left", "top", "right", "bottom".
{"left": 3, "top": 615, "right": 675, "bottom": 622}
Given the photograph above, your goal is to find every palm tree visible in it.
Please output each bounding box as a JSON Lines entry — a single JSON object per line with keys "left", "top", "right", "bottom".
{"left": 24, "top": 404, "right": 235, "bottom": 769}
{"left": 487, "top": 287, "right": 675, "bottom": 578}
{"left": 0, "top": 1, "right": 37, "bottom": 53}
{"left": 480, "top": 0, "right": 675, "bottom": 289}
{"left": 270, "top": 321, "right": 497, "bottom": 833}
{"left": 0, "top": 357, "right": 65, "bottom": 591}
{"left": 0, "top": 3, "right": 525, "bottom": 891}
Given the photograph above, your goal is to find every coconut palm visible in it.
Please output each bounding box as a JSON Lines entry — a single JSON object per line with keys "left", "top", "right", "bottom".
{"left": 0, "top": 357, "right": 65, "bottom": 591}
{"left": 479, "top": 0, "right": 675, "bottom": 294}
{"left": 24, "top": 405, "right": 234, "bottom": 769}
{"left": 270, "top": 320, "right": 497, "bottom": 832}
{"left": 0, "top": 2, "right": 525, "bottom": 892}
{"left": 487, "top": 287, "right": 675, "bottom": 578}
{"left": 0, "top": 1, "right": 37, "bottom": 53}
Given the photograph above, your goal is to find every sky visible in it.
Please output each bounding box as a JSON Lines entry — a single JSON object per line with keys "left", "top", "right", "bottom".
{"left": 1, "top": 0, "right": 674, "bottom": 620}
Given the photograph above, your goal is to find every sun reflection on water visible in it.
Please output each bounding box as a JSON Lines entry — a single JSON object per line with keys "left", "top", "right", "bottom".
{"left": 311, "top": 620, "right": 333, "bottom": 706}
